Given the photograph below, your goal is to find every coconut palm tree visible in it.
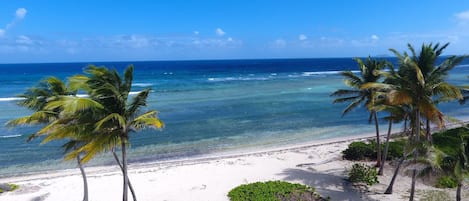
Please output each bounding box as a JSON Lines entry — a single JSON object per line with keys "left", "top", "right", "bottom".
{"left": 7, "top": 77, "right": 92, "bottom": 201}
{"left": 67, "top": 65, "right": 164, "bottom": 201}
{"left": 366, "top": 43, "right": 464, "bottom": 200}
{"left": 331, "top": 56, "right": 388, "bottom": 167}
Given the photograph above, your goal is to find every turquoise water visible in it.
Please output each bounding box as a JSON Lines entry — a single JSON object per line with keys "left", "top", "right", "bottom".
{"left": 0, "top": 59, "right": 468, "bottom": 176}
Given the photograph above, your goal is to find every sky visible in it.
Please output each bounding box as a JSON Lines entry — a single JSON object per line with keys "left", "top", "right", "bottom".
{"left": 1, "top": 0, "right": 469, "bottom": 63}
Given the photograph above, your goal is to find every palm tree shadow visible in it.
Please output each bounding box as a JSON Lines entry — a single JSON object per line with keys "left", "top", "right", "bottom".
{"left": 279, "top": 168, "right": 379, "bottom": 201}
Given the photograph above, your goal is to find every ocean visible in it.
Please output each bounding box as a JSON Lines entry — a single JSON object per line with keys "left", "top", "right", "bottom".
{"left": 1, "top": 58, "right": 468, "bottom": 176}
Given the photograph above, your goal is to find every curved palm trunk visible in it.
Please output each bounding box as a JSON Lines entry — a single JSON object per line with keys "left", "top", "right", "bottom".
{"left": 373, "top": 111, "right": 381, "bottom": 167}
{"left": 379, "top": 118, "right": 393, "bottom": 175}
{"left": 457, "top": 182, "right": 462, "bottom": 201}
{"left": 113, "top": 150, "right": 137, "bottom": 201}
{"left": 77, "top": 154, "right": 88, "bottom": 201}
{"left": 121, "top": 138, "right": 129, "bottom": 201}
{"left": 384, "top": 156, "right": 405, "bottom": 194}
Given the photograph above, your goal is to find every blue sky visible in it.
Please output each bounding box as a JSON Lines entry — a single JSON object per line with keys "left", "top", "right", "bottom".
{"left": 1, "top": 0, "right": 469, "bottom": 63}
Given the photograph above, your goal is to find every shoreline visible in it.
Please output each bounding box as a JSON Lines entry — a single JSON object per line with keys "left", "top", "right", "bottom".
{"left": 1, "top": 127, "right": 468, "bottom": 201}
{"left": 3, "top": 117, "right": 468, "bottom": 181}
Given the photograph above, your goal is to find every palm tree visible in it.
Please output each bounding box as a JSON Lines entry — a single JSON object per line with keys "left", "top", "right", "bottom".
{"left": 368, "top": 43, "right": 465, "bottom": 200}
{"left": 7, "top": 77, "right": 91, "bottom": 201}
{"left": 331, "top": 56, "right": 388, "bottom": 167}
{"left": 67, "top": 65, "right": 164, "bottom": 201}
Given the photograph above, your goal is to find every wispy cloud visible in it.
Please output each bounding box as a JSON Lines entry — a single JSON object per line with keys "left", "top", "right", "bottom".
{"left": 455, "top": 10, "right": 469, "bottom": 22}
{"left": 270, "top": 39, "right": 287, "bottom": 48}
{"left": 371, "top": 34, "right": 379, "bottom": 40}
{"left": 1, "top": 8, "right": 28, "bottom": 37}
{"left": 215, "top": 28, "right": 225, "bottom": 36}
{"left": 298, "top": 34, "right": 307, "bottom": 41}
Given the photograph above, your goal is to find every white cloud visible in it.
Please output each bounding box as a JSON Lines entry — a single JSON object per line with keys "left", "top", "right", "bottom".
{"left": 299, "top": 34, "right": 307, "bottom": 41}
{"left": 16, "top": 8, "right": 27, "bottom": 19}
{"left": 270, "top": 39, "right": 287, "bottom": 48}
{"left": 194, "top": 31, "right": 199, "bottom": 35}
{"left": 2, "top": 8, "right": 28, "bottom": 35}
{"left": 215, "top": 28, "right": 225, "bottom": 36}
{"left": 227, "top": 37, "right": 233, "bottom": 42}
{"left": 16, "top": 35, "right": 33, "bottom": 45}
{"left": 456, "top": 10, "right": 469, "bottom": 21}
{"left": 371, "top": 34, "right": 379, "bottom": 40}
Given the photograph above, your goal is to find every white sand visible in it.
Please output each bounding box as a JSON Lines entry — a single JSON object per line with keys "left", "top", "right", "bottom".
{"left": 1, "top": 134, "right": 467, "bottom": 201}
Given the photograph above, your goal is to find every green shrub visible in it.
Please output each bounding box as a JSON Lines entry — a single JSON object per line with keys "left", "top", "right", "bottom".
{"left": 342, "top": 141, "right": 375, "bottom": 160}
{"left": 0, "top": 183, "right": 19, "bottom": 193}
{"left": 228, "top": 180, "right": 327, "bottom": 201}
{"left": 342, "top": 140, "right": 405, "bottom": 161}
{"left": 436, "top": 176, "right": 458, "bottom": 188}
{"left": 348, "top": 163, "right": 379, "bottom": 186}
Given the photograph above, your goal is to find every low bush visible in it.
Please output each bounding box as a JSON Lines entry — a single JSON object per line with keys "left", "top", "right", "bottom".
{"left": 342, "top": 140, "right": 404, "bottom": 161}
{"left": 342, "top": 141, "right": 374, "bottom": 160}
{"left": 0, "top": 183, "right": 19, "bottom": 193}
{"left": 435, "top": 176, "right": 458, "bottom": 188}
{"left": 348, "top": 163, "right": 378, "bottom": 186}
{"left": 228, "top": 180, "right": 328, "bottom": 201}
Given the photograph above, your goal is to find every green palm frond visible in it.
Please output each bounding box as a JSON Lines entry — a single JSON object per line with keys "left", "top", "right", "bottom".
{"left": 131, "top": 110, "right": 164, "bottom": 130}
{"left": 95, "top": 113, "right": 126, "bottom": 131}
{"left": 125, "top": 89, "right": 150, "bottom": 119}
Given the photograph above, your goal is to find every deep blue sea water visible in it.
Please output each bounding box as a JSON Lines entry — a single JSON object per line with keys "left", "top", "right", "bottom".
{"left": 1, "top": 58, "right": 468, "bottom": 176}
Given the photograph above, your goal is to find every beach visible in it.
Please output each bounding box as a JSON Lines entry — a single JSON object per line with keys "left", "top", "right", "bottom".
{"left": 1, "top": 134, "right": 466, "bottom": 201}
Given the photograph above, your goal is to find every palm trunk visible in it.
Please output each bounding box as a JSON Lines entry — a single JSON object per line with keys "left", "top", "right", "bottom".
{"left": 409, "top": 109, "right": 420, "bottom": 201}
{"left": 457, "top": 182, "right": 462, "bottom": 201}
{"left": 113, "top": 150, "right": 137, "bottom": 201}
{"left": 379, "top": 118, "right": 393, "bottom": 175}
{"left": 426, "top": 119, "right": 431, "bottom": 142}
{"left": 384, "top": 156, "right": 405, "bottom": 194}
{"left": 77, "top": 154, "right": 88, "bottom": 201}
{"left": 121, "top": 138, "right": 129, "bottom": 201}
{"left": 409, "top": 151, "right": 418, "bottom": 201}
{"left": 373, "top": 111, "right": 381, "bottom": 167}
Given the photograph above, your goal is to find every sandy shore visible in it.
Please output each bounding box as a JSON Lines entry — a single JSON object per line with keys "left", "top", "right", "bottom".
{"left": 1, "top": 134, "right": 467, "bottom": 201}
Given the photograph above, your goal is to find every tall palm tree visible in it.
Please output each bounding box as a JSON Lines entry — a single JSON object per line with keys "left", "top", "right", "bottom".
{"left": 367, "top": 43, "right": 465, "bottom": 200}
{"left": 331, "top": 56, "right": 388, "bottom": 167}
{"left": 7, "top": 77, "right": 91, "bottom": 201}
{"left": 67, "top": 65, "right": 164, "bottom": 201}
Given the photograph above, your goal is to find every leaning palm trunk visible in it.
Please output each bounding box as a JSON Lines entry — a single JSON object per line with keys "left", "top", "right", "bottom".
{"left": 384, "top": 156, "right": 405, "bottom": 194}
{"left": 77, "top": 154, "right": 88, "bottom": 201}
{"left": 113, "top": 150, "right": 137, "bottom": 201}
{"left": 379, "top": 119, "right": 393, "bottom": 175}
{"left": 373, "top": 111, "right": 381, "bottom": 167}
{"left": 121, "top": 138, "right": 130, "bottom": 201}
{"left": 457, "top": 182, "right": 462, "bottom": 201}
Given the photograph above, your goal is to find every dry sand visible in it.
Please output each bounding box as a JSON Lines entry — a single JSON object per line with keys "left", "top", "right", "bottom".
{"left": 1, "top": 134, "right": 467, "bottom": 201}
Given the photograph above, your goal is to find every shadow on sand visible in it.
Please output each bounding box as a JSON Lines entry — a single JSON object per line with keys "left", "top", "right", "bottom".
{"left": 279, "top": 168, "right": 379, "bottom": 201}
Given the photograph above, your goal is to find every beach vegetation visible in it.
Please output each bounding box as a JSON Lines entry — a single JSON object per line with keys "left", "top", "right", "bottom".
{"left": 362, "top": 43, "right": 467, "bottom": 199}
{"left": 331, "top": 57, "right": 389, "bottom": 168}
{"left": 347, "top": 163, "right": 379, "bottom": 186}
{"left": 7, "top": 77, "right": 92, "bottom": 201}
{"left": 0, "top": 183, "right": 19, "bottom": 193}
{"left": 342, "top": 140, "right": 404, "bottom": 161}
{"left": 65, "top": 65, "right": 164, "bottom": 201}
{"left": 227, "top": 180, "right": 328, "bottom": 201}
{"left": 436, "top": 176, "right": 458, "bottom": 188}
